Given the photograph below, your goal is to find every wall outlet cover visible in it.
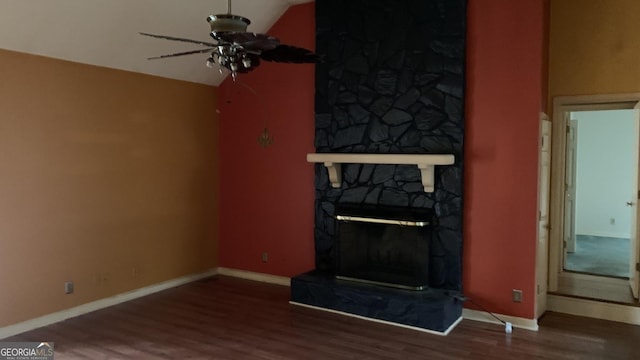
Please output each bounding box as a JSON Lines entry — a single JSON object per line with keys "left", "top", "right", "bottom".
{"left": 512, "top": 289, "right": 523, "bottom": 303}
{"left": 64, "top": 281, "right": 74, "bottom": 294}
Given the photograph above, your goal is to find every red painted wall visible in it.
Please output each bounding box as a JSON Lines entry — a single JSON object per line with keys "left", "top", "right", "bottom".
{"left": 464, "top": 0, "right": 545, "bottom": 318}
{"left": 218, "top": 4, "right": 316, "bottom": 277}
{"left": 219, "top": 1, "right": 545, "bottom": 319}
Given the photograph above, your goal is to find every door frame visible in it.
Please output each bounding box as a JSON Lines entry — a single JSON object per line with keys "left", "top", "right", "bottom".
{"left": 536, "top": 114, "right": 551, "bottom": 318}
{"left": 548, "top": 93, "right": 640, "bottom": 292}
{"left": 630, "top": 102, "right": 640, "bottom": 298}
{"left": 564, "top": 118, "right": 578, "bottom": 256}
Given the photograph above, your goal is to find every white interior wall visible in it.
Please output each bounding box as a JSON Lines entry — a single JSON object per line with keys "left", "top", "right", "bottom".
{"left": 573, "top": 109, "right": 635, "bottom": 238}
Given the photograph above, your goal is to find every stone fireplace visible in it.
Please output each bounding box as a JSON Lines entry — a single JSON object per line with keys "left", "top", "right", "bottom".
{"left": 290, "top": 0, "right": 466, "bottom": 334}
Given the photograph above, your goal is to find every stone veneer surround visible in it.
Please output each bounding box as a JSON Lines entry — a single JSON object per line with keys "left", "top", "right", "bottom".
{"left": 291, "top": 0, "right": 467, "bottom": 333}
{"left": 314, "top": 0, "right": 465, "bottom": 290}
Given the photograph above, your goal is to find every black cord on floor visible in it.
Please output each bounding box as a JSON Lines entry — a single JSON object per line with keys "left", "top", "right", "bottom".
{"left": 450, "top": 293, "right": 507, "bottom": 325}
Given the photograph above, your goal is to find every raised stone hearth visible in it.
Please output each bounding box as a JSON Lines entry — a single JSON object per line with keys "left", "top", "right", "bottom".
{"left": 291, "top": 271, "right": 463, "bottom": 334}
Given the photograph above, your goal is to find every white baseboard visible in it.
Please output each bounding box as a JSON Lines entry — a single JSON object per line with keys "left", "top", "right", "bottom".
{"left": 462, "top": 308, "right": 539, "bottom": 331}
{"left": 290, "top": 301, "right": 462, "bottom": 336}
{"left": 217, "top": 267, "right": 290, "bottom": 286}
{"left": 0, "top": 268, "right": 218, "bottom": 340}
{"left": 547, "top": 294, "right": 640, "bottom": 325}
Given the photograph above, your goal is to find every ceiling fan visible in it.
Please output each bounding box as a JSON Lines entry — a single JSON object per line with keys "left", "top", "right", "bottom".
{"left": 140, "top": 0, "right": 319, "bottom": 81}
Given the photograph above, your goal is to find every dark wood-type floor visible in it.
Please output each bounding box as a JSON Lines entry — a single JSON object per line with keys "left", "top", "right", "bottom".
{"left": 5, "top": 276, "right": 640, "bottom": 359}
{"left": 555, "top": 271, "right": 640, "bottom": 305}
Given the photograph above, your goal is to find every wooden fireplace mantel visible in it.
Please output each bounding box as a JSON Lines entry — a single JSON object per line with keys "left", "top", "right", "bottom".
{"left": 306, "top": 153, "right": 455, "bottom": 193}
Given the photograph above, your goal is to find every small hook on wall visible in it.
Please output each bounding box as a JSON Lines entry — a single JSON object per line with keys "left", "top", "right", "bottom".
{"left": 258, "top": 127, "right": 274, "bottom": 148}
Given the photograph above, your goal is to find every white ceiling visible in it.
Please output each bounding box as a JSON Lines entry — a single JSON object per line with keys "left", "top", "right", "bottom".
{"left": 0, "top": 0, "right": 312, "bottom": 86}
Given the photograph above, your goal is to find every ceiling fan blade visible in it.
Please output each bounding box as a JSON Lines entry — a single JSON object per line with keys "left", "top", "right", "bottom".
{"left": 215, "top": 32, "right": 280, "bottom": 51}
{"left": 260, "top": 44, "right": 320, "bottom": 63}
{"left": 139, "top": 32, "right": 217, "bottom": 47}
{"left": 148, "top": 48, "right": 215, "bottom": 60}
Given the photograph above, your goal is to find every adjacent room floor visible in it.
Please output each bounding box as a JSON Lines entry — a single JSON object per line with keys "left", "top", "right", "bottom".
{"left": 565, "top": 235, "right": 629, "bottom": 278}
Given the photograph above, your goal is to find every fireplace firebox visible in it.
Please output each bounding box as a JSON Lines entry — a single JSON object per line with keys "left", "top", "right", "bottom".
{"left": 335, "top": 204, "right": 434, "bottom": 290}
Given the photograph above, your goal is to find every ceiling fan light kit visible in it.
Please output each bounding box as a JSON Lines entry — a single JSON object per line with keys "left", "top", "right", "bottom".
{"left": 141, "top": 0, "right": 318, "bottom": 81}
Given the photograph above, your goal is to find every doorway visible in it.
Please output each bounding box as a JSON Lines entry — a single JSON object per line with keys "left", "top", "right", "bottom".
{"left": 563, "top": 109, "right": 635, "bottom": 279}
{"left": 549, "top": 94, "right": 640, "bottom": 304}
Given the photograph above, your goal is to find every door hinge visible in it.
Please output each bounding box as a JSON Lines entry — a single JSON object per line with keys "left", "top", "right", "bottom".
{"left": 637, "top": 190, "right": 640, "bottom": 200}
{"left": 566, "top": 125, "right": 570, "bottom": 133}
{"left": 563, "top": 240, "right": 567, "bottom": 249}
{"left": 636, "top": 262, "right": 640, "bottom": 272}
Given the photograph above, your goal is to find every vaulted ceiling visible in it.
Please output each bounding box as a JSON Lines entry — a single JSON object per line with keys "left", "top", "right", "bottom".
{"left": 0, "top": 0, "right": 312, "bottom": 86}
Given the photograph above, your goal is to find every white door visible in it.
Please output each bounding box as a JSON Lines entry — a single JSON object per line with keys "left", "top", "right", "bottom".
{"left": 563, "top": 118, "right": 578, "bottom": 266}
{"left": 536, "top": 117, "right": 551, "bottom": 318}
{"left": 629, "top": 102, "right": 640, "bottom": 299}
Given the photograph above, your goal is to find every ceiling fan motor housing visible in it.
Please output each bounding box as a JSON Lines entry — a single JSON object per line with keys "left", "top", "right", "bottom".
{"left": 207, "top": 14, "right": 250, "bottom": 37}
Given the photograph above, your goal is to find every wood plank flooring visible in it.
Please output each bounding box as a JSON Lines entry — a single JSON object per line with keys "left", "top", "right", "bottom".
{"left": 4, "top": 276, "right": 640, "bottom": 359}
{"left": 555, "top": 271, "right": 639, "bottom": 304}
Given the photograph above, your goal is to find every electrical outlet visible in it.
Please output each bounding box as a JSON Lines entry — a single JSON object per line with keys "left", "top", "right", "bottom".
{"left": 261, "top": 252, "right": 268, "bottom": 263}
{"left": 512, "top": 289, "right": 523, "bottom": 303}
{"left": 64, "top": 281, "right": 74, "bottom": 294}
